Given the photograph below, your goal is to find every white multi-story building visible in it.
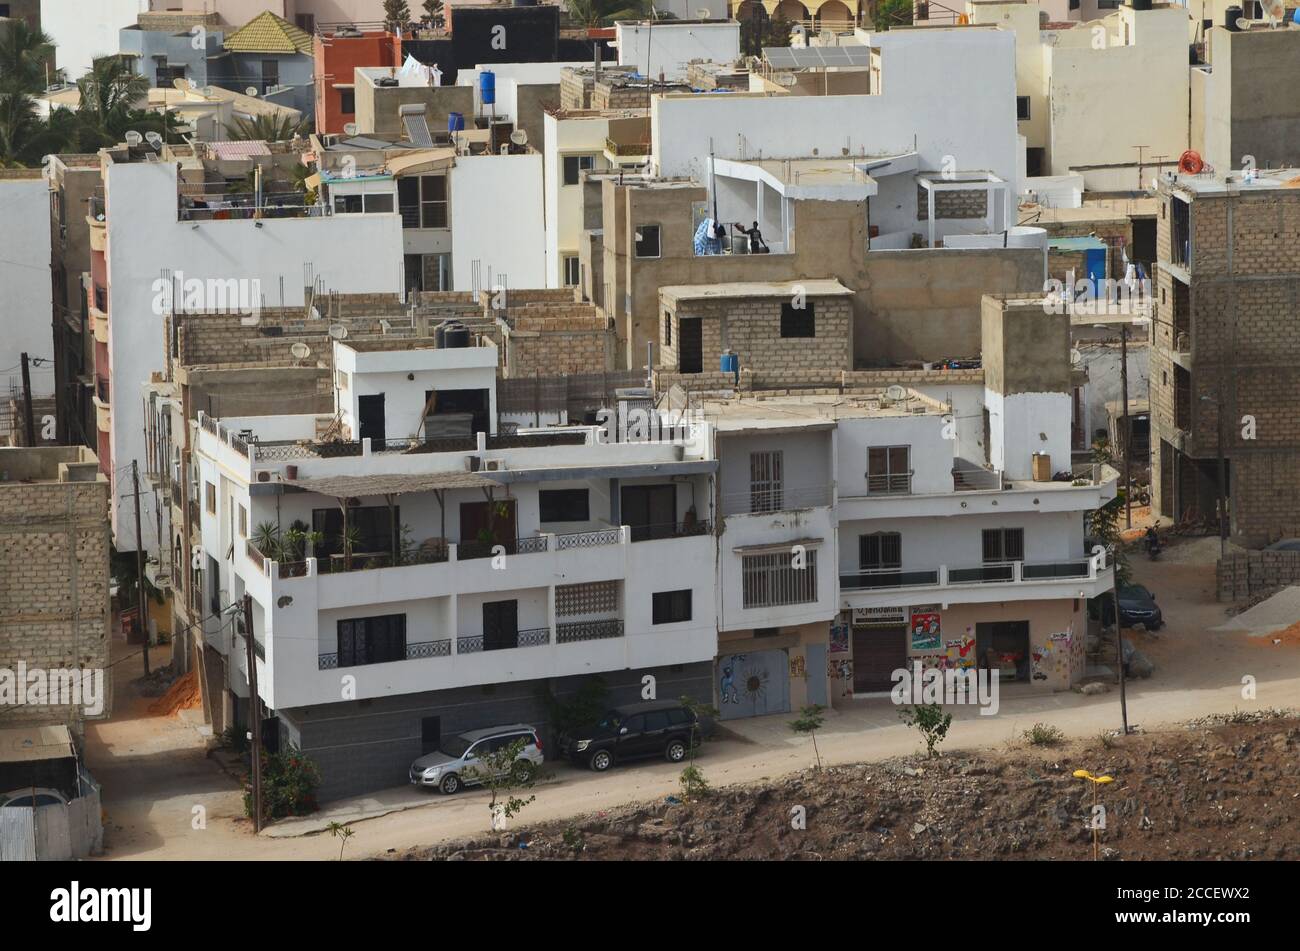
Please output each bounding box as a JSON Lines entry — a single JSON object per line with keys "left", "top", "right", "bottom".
{"left": 91, "top": 142, "right": 403, "bottom": 551}
{"left": 193, "top": 337, "right": 718, "bottom": 799}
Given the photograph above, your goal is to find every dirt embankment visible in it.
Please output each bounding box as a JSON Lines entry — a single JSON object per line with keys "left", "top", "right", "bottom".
{"left": 393, "top": 714, "right": 1300, "bottom": 861}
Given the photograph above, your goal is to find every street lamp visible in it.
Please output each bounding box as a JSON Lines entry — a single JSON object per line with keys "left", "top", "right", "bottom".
{"left": 1200, "top": 391, "right": 1228, "bottom": 557}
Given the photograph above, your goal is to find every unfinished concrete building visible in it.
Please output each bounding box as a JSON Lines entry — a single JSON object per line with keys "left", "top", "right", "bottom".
{"left": 0, "top": 447, "right": 111, "bottom": 731}
{"left": 1150, "top": 171, "right": 1300, "bottom": 545}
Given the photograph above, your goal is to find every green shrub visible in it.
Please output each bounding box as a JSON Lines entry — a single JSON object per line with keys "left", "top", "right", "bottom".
{"left": 1024, "top": 723, "right": 1065, "bottom": 747}
{"left": 244, "top": 748, "right": 321, "bottom": 821}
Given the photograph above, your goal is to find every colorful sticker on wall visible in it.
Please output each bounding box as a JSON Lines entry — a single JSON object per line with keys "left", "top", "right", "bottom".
{"left": 1031, "top": 638, "right": 1059, "bottom": 681}
{"left": 829, "top": 623, "right": 849, "bottom": 654}
{"left": 911, "top": 612, "right": 941, "bottom": 651}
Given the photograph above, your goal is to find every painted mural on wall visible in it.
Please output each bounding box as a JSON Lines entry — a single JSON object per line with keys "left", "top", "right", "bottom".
{"left": 1032, "top": 628, "right": 1075, "bottom": 684}
{"left": 719, "top": 650, "right": 791, "bottom": 720}
{"left": 830, "top": 623, "right": 849, "bottom": 654}
{"left": 910, "top": 612, "right": 941, "bottom": 651}
{"left": 828, "top": 658, "right": 853, "bottom": 697}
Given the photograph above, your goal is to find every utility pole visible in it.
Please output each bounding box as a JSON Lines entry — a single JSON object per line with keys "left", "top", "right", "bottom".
{"left": 20, "top": 352, "right": 36, "bottom": 447}
{"left": 1110, "top": 558, "right": 1129, "bottom": 735}
{"left": 1215, "top": 382, "right": 1228, "bottom": 558}
{"left": 1120, "top": 323, "right": 1131, "bottom": 529}
{"left": 131, "top": 461, "right": 150, "bottom": 676}
{"left": 244, "top": 593, "right": 264, "bottom": 833}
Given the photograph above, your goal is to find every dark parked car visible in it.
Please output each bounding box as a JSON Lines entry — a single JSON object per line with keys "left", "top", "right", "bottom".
{"left": 1095, "top": 584, "right": 1163, "bottom": 629}
{"left": 1264, "top": 538, "right": 1300, "bottom": 553}
{"left": 559, "top": 700, "right": 706, "bottom": 772}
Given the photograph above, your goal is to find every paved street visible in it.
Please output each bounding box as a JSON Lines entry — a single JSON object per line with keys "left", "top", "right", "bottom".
{"left": 84, "top": 545, "right": 1300, "bottom": 860}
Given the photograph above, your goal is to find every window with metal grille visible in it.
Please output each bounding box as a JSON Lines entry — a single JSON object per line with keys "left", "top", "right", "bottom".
{"left": 742, "top": 550, "right": 818, "bottom": 608}
{"left": 749, "top": 450, "right": 784, "bottom": 513}
{"left": 866, "top": 446, "right": 911, "bottom": 493}
{"left": 982, "top": 528, "right": 1025, "bottom": 563}
{"left": 859, "top": 532, "right": 901, "bottom": 570}
{"left": 652, "top": 589, "right": 692, "bottom": 624}
{"left": 780, "top": 301, "right": 816, "bottom": 338}
{"left": 556, "top": 581, "right": 618, "bottom": 617}
{"left": 337, "top": 614, "right": 406, "bottom": 667}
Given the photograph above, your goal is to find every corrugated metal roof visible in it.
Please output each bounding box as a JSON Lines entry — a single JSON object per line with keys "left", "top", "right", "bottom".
{"left": 225, "top": 11, "right": 313, "bottom": 55}
{"left": 207, "top": 140, "right": 272, "bottom": 160}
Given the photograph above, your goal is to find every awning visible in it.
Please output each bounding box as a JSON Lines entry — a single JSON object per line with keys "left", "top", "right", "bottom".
{"left": 0, "top": 725, "right": 76, "bottom": 764}
{"left": 732, "top": 537, "right": 824, "bottom": 555}
{"left": 292, "top": 471, "right": 501, "bottom": 497}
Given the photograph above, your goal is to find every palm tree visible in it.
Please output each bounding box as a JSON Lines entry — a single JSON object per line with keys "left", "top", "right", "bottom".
{"left": 224, "top": 112, "right": 309, "bottom": 142}
{"left": 565, "top": 0, "right": 657, "bottom": 29}
{"left": 0, "top": 21, "right": 58, "bottom": 96}
{"left": 76, "top": 56, "right": 148, "bottom": 131}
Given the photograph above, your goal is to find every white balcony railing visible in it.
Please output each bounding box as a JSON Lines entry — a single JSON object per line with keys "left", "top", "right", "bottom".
{"left": 840, "top": 552, "right": 1109, "bottom": 594}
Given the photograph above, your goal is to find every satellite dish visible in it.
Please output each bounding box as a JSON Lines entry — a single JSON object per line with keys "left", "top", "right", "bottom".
{"left": 290, "top": 342, "right": 312, "bottom": 359}
{"left": 172, "top": 78, "right": 189, "bottom": 92}
{"left": 201, "top": 85, "right": 215, "bottom": 97}
{"left": 187, "top": 78, "right": 198, "bottom": 90}
{"left": 245, "top": 87, "right": 259, "bottom": 97}
{"left": 509, "top": 129, "right": 527, "bottom": 146}
{"left": 125, "top": 130, "right": 143, "bottom": 146}
{"left": 1069, "top": 348, "right": 1083, "bottom": 366}
{"left": 884, "top": 384, "right": 908, "bottom": 401}
{"left": 328, "top": 324, "right": 348, "bottom": 340}
{"left": 343, "top": 122, "right": 359, "bottom": 136}
{"left": 145, "top": 131, "right": 163, "bottom": 148}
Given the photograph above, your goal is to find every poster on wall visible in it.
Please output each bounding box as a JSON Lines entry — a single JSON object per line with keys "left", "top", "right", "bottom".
{"left": 910, "top": 612, "right": 941, "bottom": 651}
{"left": 829, "top": 623, "right": 849, "bottom": 654}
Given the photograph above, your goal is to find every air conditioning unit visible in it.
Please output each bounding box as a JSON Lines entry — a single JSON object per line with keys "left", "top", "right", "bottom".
{"left": 485, "top": 459, "right": 504, "bottom": 471}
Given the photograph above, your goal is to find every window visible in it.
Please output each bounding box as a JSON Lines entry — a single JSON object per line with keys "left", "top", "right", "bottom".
{"left": 634, "top": 224, "right": 661, "bottom": 258}
{"left": 337, "top": 614, "right": 407, "bottom": 667}
{"left": 652, "top": 589, "right": 692, "bottom": 624}
{"left": 982, "top": 528, "right": 1025, "bottom": 563}
{"left": 866, "top": 446, "right": 911, "bottom": 493}
{"left": 261, "top": 60, "right": 280, "bottom": 90}
{"left": 333, "top": 194, "right": 363, "bottom": 214}
{"left": 540, "top": 488, "right": 590, "bottom": 523}
{"left": 312, "top": 505, "right": 398, "bottom": 559}
{"left": 780, "top": 301, "right": 816, "bottom": 338}
{"left": 339, "top": 88, "right": 356, "bottom": 114}
{"left": 667, "top": 708, "right": 691, "bottom": 725}
{"left": 859, "top": 532, "right": 901, "bottom": 570}
{"left": 563, "top": 255, "right": 580, "bottom": 287}
{"left": 398, "top": 175, "right": 448, "bottom": 229}
{"left": 205, "top": 482, "right": 216, "bottom": 514}
{"left": 363, "top": 192, "right": 393, "bottom": 214}
{"left": 663, "top": 311, "right": 671, "bottom": 346}
{"left": 563, "top": 154, "right": 595, "bottom": 186}
{"left": 749, "top": 450, "right": 784, "bottom": 513}
{"left": 1016, "top": 96, "right": 1030, "bottom": 121}
{"left": 295, "top": 13, "right": 316, "bottom": 32}
{"left": 643, "top": 710, "right": 670, "bottom": 731}
{"left": 742, "top": 550, "right": 817, "bottom": 608}
{"left": 238, "top": 504, "right": 247, "bottom": 537}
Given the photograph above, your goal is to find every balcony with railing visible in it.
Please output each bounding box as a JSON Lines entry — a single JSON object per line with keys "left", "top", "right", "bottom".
{"left": 840, "top": 550, "right": 1112, "bottom": 606}
{"left": 721, "top": 483, "right": 832, "bottom": 517}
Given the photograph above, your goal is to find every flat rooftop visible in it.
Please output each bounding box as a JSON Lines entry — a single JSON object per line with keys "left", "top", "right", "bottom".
{"left": 0, "top": 446, "right": 102, "bottom": 484}
{"left": 1168, "top": 169, "right": 1300, "bottom": 197}
{"left": 701, "top": 390, "right": 946, "bottom": 433}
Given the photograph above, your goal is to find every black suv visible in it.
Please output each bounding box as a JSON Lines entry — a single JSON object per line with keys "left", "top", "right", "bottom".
{"left": 560, "top": 700, "right": 704, "bottom": 772}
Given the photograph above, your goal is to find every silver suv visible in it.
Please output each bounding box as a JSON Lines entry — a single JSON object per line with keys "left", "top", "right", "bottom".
{"left": 409, "top": 724, "right": 544, "bottom": 795}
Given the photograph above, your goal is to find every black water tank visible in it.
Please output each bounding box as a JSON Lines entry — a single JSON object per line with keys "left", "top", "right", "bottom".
{"left": 1130, "top": 0, "right": 1152, "bottom": 10}
{"left": 444, "top": 323, "right": 471, "bottom": 348}
{"left": 514, "top": 0, "right": 538, "bottom": 5}
{"left": 1225, "top": 5, "right": 1242, "bottom": 29}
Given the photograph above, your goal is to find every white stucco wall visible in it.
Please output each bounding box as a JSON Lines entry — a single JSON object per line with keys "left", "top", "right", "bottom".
{"left": 0, "top": 177, "right": 55, "bottom": 401}
{"left": 544, "top": 112, "right": 611, "bottom": 288}
{"left": 42, "top": 0, "right": 150, "bottom": 80}
{"left": 103, "top": 160, "right": 403, "bottom": 551}
{"left": 616, "top": 21, "right": 741, "bottom": 81}
{"left": 449, "top": 152, "right": 545, "bottom": 291}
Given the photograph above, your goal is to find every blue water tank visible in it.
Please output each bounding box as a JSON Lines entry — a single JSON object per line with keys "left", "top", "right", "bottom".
{"left": 448, "top": 112, "right": 465, "bottom": 133}
{"left": 480, "top": 70, "right": 496, "bottom": 106}
{"left": 720, "top": 351, "right": 739, "bottom": 375}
